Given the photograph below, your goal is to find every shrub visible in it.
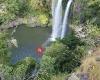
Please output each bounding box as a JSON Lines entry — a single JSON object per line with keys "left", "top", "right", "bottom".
{"left": 0, "top": 57, "right": 36, "bottom": 80}
{"left": 13, "top": 57, "right": 36, "bottom": 80}
{"left": 61, "top": 32, "right": 85, "bottom": 50}
{"left": 53, "top": 33, "right": 86, "bottom": 73}
{"left": 35, "top": 42, "right": 66, "bottom": 80}
{"left": 40, "top": 55, "right": 55, "bottom": 73}
{"left": 35, "top": 69, "right": 51, "bottom": 80}
{"left": 44, "top": 42, "right": 66, "bottom": 58}
{"left": 36, "top": 31, "right": 86, "bottom": 80}
{"left": 0, "top": 32, "right": 10, "bottom": 64}
{"left": 38, "top": 14, "right": 49, "bottom": 25}
{"left": 34, "top": 55, "right": 55, "bottom": 80}
{"left": 0, "top": 64, "right": 13, "bottom": 80}
{"left": 54, "top": 46, "right": 84, "bottom": 73}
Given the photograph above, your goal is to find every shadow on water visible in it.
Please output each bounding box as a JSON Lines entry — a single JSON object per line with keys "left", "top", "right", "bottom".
{"left": 8, "top": 24, "right": 51, "bottom": 64}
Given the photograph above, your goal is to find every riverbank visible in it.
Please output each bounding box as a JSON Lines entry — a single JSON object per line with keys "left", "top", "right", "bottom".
{"left": 0, "top": 16, "right": 51, "bottom": 30}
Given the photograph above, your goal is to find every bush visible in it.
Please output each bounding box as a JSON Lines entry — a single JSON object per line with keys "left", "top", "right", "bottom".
{"left": 35, "top": 69, "right": 51, "bottom": 80}
{"left": 0, "top": 32, "right": 10, "bottom": 64}
{"left": 54, "top": 46, "right": 84, "bottom": 73}
{"left": 61, "top": 32, "right": 85, "bottom": 50}
{"left": 45, "top": 42, "right": 66, "bottom": 58}
{"left": 35, "top": 42, "right": 66, "bottom": 80}
{"left": 38, "top": 14, "right": 49, "bottom": 25}
{"left": 0, "top": 56, "right": 36, "bottom": 80}
{"left": 13, "top": 57, "right": 36, "bottom": 80}
{"left": 40, "top": 55, "right": 55, "bottom": 73}
{"left": 34, "top": 55, "right": 55, "bottom": 80}
{"left": 0, "top": 64, "right": 13, "bottom": 80}
{"left": 40, "top": 32, "right": 86, "bottom": 75}
{"left": 54, "top": 32, "right": 85, "bottom": 73}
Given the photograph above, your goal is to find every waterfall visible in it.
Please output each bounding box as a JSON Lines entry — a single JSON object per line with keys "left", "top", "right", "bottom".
{"left": 61, "top": 0, "right": 73, "bottom": 39}
{"left": 52, "top": 0, "right": 58, "bottom": 17}
{"left": 50, "top": 0, "right": 63, "bottom": 41}
{"left": 50, "top": 0, "right": 73, "bottom": 41}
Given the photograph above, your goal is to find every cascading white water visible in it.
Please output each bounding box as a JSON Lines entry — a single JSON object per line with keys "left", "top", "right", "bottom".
{"left": 50, "top": 0, "right": 63, "bottom": 41}
{"left": 50, "top": 0, "right": 73, "bottom": 41}
{"left": 52, "top": 0, "right": 58, "bottom": 17}
{"left": 61, "top": 0, "right": 73, "bottom": 39}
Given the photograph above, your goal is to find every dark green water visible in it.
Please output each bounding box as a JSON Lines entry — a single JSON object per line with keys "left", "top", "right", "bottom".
{"left": 9, "top": 25, "right": 51, "bottom": 64}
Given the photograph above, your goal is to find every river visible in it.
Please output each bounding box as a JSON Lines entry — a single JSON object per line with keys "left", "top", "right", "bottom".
{"left": 8, "top": 24, "right": 51, "bottom": 64}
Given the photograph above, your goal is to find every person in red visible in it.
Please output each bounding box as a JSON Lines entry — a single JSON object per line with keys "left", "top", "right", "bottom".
{"left": 36, "top": 46, "right": 45, "bottom": 56}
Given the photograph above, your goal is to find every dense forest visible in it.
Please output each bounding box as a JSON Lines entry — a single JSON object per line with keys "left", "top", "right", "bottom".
{"left": 0, "top": 0, "right": 100, "bottom": 80}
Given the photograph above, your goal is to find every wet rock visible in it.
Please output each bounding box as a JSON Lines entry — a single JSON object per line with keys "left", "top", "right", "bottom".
{"left": 67, "top": 73, "right": 80, "bottom": 80}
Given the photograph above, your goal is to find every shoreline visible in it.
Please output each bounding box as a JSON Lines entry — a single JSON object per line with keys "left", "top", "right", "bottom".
{"left": 0, "top": 17, "right": 49, "bottom": 30}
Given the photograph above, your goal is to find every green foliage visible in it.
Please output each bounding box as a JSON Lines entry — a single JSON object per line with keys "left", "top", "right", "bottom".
{"left": 85, "top": 22, "right": 100, "bottom": 38}
{"left": 0, "top": 0, "right": 50, "bottom": 26}
{"left": 37, "top": 32, "right": 86, "bottom": 80}
{"left": 61, "top": 32, "right": 85, "bottom": 50}
{"left": 0, "top": 57, "right": 36, "bottom": 80}
{"left": 38, "top": 14, "right": 49, "bottom": 25}
{"left": 0, "top": 32, "right": 36, "bottom": 80}
{"left": 0, "top": 0, "right": 19, "bottom": 23}
{"left": 0, "top": 0, "right": 31, "bottom": 24}
{"left": 45, "top": 42, "right": 66, "bottom": 57}
{"left": 13, "top": 57, "right": 36, "bottom": 80}
{"left": 35, "top": 69, "right": 51, "bottom": 80}
{"left": 0, "top": 32, "right": 10, "bottom": 64}
{"left": 3, "top": 0, "right": 30, "bottom": 17}
{"left": 0, "top": 12, "right": 15, "bottom": 24}
{"left": 5, "top": 0, "right": 19, "bottom": 15}
{"left": 77, "top": 23, "right": 100, "bottom": 47}
{"left": 0, "top": 32, "right": 12, "bottom": 79}
{"left": 29, "top": 0, "right": 50, "bottom": 14}
{"left": 1, "top": 0, "right": 100, "bottom": 79}
{"left": 40, "top": 55, "right": 55, "bottom": 73}
{"left": 51, "top": 73, "right": 68, "bottom": 80}
{"left": 0, "top": 34, "right": 36, "bottom": 80}
{"left": 54, "top": 46, "right": 85, "bottom": 73}
{"left": 35, "top": 42, "right": 66, "bottom": 80}
{"left": 0, "top": 64, "right": 13, "bottom": 80}
{"left": 87, "top": 0, "right": 100, "bottom": 26}
{"left": 16, "top": 0, "right": 30, "bottom": 17}
{"left": 54, "top": 32, "right": 86, "bottom": 73}
{"left": 35, "top": 55, "right": 55, "bottom": 80}
{"left": 72, "top": 0, "right": 100, "bottom": 25}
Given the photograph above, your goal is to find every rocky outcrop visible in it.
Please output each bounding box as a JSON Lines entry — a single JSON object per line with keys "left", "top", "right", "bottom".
{"left": 66, "top": 72, "right": 89, "bottom": 80}
{"left": 0, "top": 17, "right": 47, "bottom": 30}
{"left": 67, "top": 73, "right": 80, "bottom": 80}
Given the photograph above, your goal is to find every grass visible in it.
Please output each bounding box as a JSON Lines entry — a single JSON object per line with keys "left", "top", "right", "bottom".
{"left": 51, "top": 73, "right": 69, "bottom": 80}
{"left": 78, "top": 47, "right": 100, "bottom": 80}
